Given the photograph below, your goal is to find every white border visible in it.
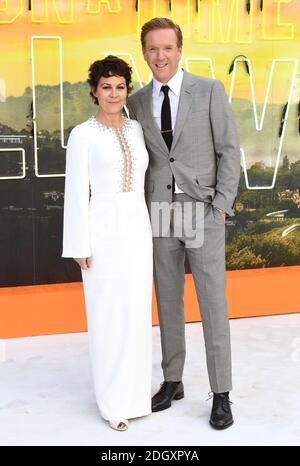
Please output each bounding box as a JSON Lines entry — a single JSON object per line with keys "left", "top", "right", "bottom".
{"left": 31, "top": 36, "right": 65, "bottom": 178}
{"left": 0, "top": 148, "right": 26, "bottom": 180}
{"left": 229, "top": 57, "right": 298, "bottom": 190}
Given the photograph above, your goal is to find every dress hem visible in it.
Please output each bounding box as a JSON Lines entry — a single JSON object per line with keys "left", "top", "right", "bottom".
{"left": 100, "top": 409, "right": 152, "bottom": 422}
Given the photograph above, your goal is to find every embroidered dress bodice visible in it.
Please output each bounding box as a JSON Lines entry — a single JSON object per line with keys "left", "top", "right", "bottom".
{"left": 62, "top": 116, "right": 149, "bottom": 258}
{"left": 85, "top": 116, "right": 148, "bottom": 196}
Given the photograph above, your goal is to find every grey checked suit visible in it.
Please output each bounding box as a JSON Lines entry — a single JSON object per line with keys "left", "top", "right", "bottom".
{"left": 128, "top": 71, "right": 241, "bottom": 393}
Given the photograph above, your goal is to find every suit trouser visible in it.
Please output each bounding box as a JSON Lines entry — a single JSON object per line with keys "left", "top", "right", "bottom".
{"left": 152, "top": 193, "right": 232, "bottom": 393}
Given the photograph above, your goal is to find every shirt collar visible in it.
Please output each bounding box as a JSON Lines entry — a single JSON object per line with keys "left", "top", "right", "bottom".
{"left": 152, "top": 67, "right": 184, "bottom": 98}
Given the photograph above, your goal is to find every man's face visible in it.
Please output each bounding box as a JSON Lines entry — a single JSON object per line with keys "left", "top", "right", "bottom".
{"left": 143, "top": 28, "right": 182, "bottom": 83}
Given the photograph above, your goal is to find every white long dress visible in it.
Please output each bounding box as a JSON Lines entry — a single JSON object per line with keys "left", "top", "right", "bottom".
{"left": 62, "top": 116, "right": 153, "bottom": 421}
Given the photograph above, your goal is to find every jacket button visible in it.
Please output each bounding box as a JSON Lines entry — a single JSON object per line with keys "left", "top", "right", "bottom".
{"left": 167, "top": 184, "right": 172, "bottom": 190}
{"left": 169, "top": 157, "right": 174, "bottom": 162}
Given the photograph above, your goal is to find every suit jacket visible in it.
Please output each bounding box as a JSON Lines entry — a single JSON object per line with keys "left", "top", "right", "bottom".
{"left": 127, "top": 70, "right": 241, "bottom": 217}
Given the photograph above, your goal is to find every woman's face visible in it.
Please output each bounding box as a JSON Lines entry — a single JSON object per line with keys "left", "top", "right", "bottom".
{"left": 92, "top": 75, "right": 127, "bottom": 115}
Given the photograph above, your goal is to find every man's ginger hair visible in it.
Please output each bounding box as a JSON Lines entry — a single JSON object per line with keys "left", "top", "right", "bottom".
{"left": 141, "top": 17, "right": 183, "bottom": 49}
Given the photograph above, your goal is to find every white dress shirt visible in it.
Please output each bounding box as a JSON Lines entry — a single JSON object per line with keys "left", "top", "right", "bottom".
{"left": 152, "top": 67, "right": 184, "bottom": 194}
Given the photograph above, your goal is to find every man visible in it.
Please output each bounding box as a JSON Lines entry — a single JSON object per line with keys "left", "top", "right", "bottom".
{"left": 128, "top": 17, "right": 240, "bottom": 430}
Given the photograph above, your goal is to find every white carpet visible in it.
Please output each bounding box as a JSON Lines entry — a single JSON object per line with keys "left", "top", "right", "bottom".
{"left": 0, "top": 313, "right": 300, "bottom": 446}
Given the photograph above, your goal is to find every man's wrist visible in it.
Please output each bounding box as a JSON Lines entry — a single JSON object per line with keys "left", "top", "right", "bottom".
{"left": 214, "top": 206, "right": 225, "bottom": 214}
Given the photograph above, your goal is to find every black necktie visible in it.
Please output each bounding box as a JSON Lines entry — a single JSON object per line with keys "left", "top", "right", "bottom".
{"left": 161, "top": 85, "right": 173, "bottom": 151}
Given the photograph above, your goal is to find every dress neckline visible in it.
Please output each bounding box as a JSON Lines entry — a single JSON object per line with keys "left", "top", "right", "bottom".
{"left": 91, "top": 115, "right": 129, "bottom": 131}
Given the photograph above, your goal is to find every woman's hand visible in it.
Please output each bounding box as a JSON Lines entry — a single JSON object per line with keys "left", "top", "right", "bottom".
{"left": 74, "top": 257, "right": 92, "bottom": 269}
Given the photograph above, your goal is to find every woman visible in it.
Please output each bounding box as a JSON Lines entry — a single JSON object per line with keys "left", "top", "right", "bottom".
{"left": 61, "top": 56, "right": 153, "bottom": 431}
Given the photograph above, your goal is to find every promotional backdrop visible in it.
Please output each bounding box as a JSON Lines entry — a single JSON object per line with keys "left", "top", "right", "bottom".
{"left": 1, "top": 0, "right": 300, "bottom": 336}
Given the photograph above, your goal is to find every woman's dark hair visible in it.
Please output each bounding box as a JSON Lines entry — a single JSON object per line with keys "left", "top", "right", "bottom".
{"left": 87, "top": 55, "right": 133, "bottom": 105}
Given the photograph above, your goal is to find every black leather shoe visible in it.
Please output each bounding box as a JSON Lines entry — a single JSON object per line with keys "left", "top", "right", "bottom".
{"left": 152, "top": 381, "right": 184, "bottom": 412}
{"left": 209, "top": 392, "right": 234, "bottom": 430}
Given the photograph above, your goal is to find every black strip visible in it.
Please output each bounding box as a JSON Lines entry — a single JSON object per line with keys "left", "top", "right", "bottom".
{"left": 229, "top": 55, "right": 249, "bottom": 75}
{"left": 279, "top": 102, "right": 288, "bottom": 137}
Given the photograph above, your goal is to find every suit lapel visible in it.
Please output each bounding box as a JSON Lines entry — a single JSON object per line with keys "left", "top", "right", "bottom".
{"left": 170, "top": 71, "right": 195, "bottom": 153}
{"left": 140, "top": 82, "right": 169, "bottom": 156}
{"left": 140, "top": 71, "right": 197, "bottom": 156}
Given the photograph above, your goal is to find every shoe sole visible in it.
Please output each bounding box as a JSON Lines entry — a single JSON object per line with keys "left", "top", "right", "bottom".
{"left": 152, "top": 391, "right": 184, "bottom": 412}
{"left": 209, "top": 420, "right": 234, "bottom": 430}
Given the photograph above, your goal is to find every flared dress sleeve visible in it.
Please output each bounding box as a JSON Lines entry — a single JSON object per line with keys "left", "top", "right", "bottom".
{"left": 61, "top": 125, "right": 91, "bottom": 258}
